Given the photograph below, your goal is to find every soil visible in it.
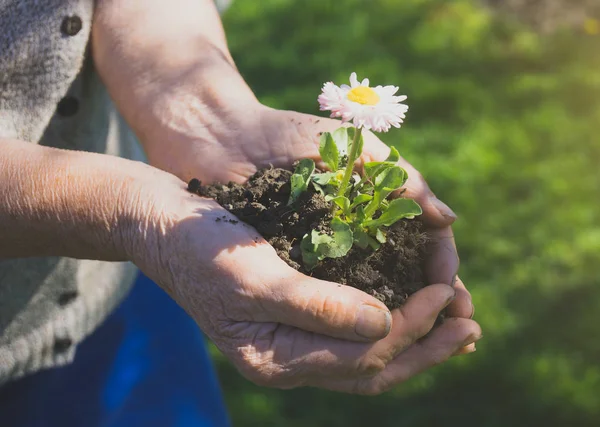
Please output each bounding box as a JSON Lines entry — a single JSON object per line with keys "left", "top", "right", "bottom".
{"left": 187, "top": 167, "right": 430, "bottom": 311}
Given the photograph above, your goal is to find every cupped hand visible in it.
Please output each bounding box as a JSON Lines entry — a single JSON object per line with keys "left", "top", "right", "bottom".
{"left": 150, "top": 103, "right": 475, "bottom": 322}
{"left": 133, "top": 181, "right": 481, "bottom": 394}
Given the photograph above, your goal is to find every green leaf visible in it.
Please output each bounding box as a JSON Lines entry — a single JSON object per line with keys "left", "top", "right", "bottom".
{"left": 368, "top": 238, "right": 381, "bottom": 250}
{"left": 312, "top": 172, "right": 336, "bottom": 186}
{"left": 363, "top": 165, "right": 408, "bottom": 217}
{"left": 312, "top": 181, "right": 325, "bottom": 195}
{"left": 355, "top": 205, "right": 367, "bottom": 223}
{"left": 363, "top": 161, "right": 384, "bottom": 179}
{"left": 362, "top": 147, "right": 402, "bottom": 183}
{"left": 350, "top": 193, "right": 373, "bottom": 209}
{"left": 332, "top": 128, "right": 349, "bottom": 156}
{"left": 321, "top": 218, "right": 353, "bottom": 258}
{"left": 386, "top": 146, "right": 400, "bottom": 163}
{"left": 375, "top": 228, "right": 387, "bottom": 244}
{"left": 311, "top": 229, "right": 334, "bottom": 246}
{"left": 354, "top": 228, "right": 380, "bottom": 250}
{"left": 353, "top": 228, "right": 371, "bottom": 249}
{"left": 363, "top": 198, "right": 423, "bottom": 228}
{"left": 288, "top": 159, "right": 315, "bottom": 205}
{"left": 300, "top": 219, "right": 353, "bottom": 269}
{"left": 300, "top": 233, "right": 320, "bottom": 270}
{"left": 329, "top": 196, "right": 351, "bottom": 214}
{"left": 358, "top": 181, "right": 374, "bottom": 195}
{"left": 319, "top": 132, "right": 340, "bottom": 172}
{"left": 374, "top": 165, "right": 407, "bottom": 193}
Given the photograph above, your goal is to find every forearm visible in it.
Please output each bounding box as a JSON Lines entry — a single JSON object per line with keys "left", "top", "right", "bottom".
{"left": 92, "top": 0, "right": 257, "bottom": 176}
{"left": 0, "top": 139, "right": 162, "bottom": 260}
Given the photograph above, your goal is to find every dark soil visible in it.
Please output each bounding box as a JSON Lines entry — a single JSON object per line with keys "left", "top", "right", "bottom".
{"left": 188, "top": 168, "right": 429, "bottom": 311}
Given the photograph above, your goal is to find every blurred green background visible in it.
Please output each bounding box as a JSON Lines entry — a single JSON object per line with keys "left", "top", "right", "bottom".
{"left": 211, "top": 0, "right": 600, "bottom": 425}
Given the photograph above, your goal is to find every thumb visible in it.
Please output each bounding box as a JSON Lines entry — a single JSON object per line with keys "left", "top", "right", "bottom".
{"left": 254, "top": 271, "right": 392, "bottom": 342}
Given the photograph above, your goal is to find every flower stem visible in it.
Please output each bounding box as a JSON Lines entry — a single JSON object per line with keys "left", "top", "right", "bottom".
{"left": 336, "top": 127, "right": 362, "bottom": 198}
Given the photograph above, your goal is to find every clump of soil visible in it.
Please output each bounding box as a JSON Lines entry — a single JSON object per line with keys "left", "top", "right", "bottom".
{"left": 188, "top": 168, "right": 429, "bottom": 311}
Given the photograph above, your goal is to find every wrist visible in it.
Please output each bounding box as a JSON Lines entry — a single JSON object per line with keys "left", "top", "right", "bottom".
{"left": 57, "top": 152, "right": 183, "bottom": 263}
{"left": 126, "top": 52, "right": 263, "bottom": 180}
{"left": 122, "top": 173, "right": 225, "bottom": 292}
{"left": 137, "top": 85, "right": 265, "bottom": 182}
{"left": 111, "top": 163, "right": 186, "bottom": 265}
{"left": 0, "top": 140, "right": 182, "bottom": 261}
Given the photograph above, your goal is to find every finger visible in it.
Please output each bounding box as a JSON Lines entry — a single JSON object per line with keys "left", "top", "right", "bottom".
{"left": 371, "top": 284, "right": 456, "bottom": 359}
{"left": 296, "top": 284, "right": 456, "bottom": 382}
{"left": 452, "top": 342, "right": 476, "bottom": 356}
{"left": 425, "top": 226, "right": 459, "bottom": 286}
{"left": 303, "top": 284, "right": 456, "bottom": 377}
{"left": 232, "top": 285, "right": 454, "bottom": 388}
{"left": 316, "top": 318, "right": 482, "bottom": 394}
{"left": 228, "top": 321, "right": 374, "bottom": 388}
{"left": 446, "top": 276, "right": 473, "bottom": 319}
{"left": 365, "top": 318, "right": 482, "bottom": 393}
{"left": 253, "top": 270, "right": 393, "bottom": 342}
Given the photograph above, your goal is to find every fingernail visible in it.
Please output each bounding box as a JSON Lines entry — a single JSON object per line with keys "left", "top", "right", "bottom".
{"left": 451, "top": 275, "right": 457, "bottom": 287}
{"left": 470, "top": 304, "right": 476, "bottom": 319}
{"left": 445, "top": 289, "right": 457, "bottom": 306}
{"left": 431, "top": 197, "right": 457, "bottom": 221}
{"left": 464, "top": 343, "right": 476, "bottom": 354}
{"left": 464, "top": 333, "right": 483, "bottom": 346}
{"left": 355, "top": 305, "right": 392, "bottom": 340}
{"left": 452, "top": 343, "right": 476, "bottom": 356}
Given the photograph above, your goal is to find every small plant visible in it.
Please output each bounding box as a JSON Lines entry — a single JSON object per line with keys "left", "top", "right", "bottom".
{"left": 288, "top": 73, "right": 423, "bottom": 269}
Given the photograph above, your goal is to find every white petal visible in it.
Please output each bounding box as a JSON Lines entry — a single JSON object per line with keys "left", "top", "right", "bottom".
{"left": 318, "top": 74, "right": 409, "bottom": 132}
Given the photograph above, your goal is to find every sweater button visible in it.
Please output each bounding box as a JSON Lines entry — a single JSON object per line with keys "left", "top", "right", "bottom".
{"left": 57, "top": 290, "right": 79, "bottom": 306}
{"left": 56, "top": 96, "right": 79, "bottom": 117}
{"left": 54, "top": 337, "right": 73, "bottom": 353}
{"left": 61, "top": 16, "right": 82, "bottom": 36}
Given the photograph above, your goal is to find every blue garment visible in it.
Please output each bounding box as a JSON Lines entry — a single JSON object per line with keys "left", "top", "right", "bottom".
{"left": 0, "top": 273, "right": 230, "bottom": 427}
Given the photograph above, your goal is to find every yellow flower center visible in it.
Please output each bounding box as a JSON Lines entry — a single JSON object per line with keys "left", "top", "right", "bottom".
{"left": 347, "top": 86, "right": 380, "bottom": 105}
{"left": 335, "top": 170, "right": 345, "bottom": 181}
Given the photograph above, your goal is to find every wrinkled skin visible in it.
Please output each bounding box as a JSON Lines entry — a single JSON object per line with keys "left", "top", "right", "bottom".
{"left": 92, "top": 0, "right": 481, "bottom": 395}
{"left": 130, "top": 103, "right": 481, "bottom": 395}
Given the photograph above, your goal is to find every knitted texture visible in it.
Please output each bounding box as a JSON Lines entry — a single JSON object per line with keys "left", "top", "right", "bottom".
{"left": 0, "top": 0, "right": 142, "bottom": 384}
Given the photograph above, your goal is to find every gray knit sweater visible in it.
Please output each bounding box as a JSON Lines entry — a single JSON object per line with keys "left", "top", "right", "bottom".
{"left": 0, "top": 0, "right": 229, "bottom": 384}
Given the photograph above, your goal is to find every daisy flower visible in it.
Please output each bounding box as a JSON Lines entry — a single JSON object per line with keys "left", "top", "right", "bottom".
{"left": 318, "top": 72, "right": 408, "bottom": 133}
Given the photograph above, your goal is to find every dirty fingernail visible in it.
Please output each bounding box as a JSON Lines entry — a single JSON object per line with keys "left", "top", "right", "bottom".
{"left": 356, "top": 305, "right": 392, "bottom": 340}
{"left": 464, "top": 333, "right": 483, "bottom": 346}
{"left": 453, "top": 343, "right": 476, "bottom": 356}
{"left": 431, "top": 197, "right": 457, "bottom": 221}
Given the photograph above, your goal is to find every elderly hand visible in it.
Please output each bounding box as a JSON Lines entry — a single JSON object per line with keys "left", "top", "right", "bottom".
{"left": 92, "top": 0, "right": 479, "bottom": 392}
{"left": 128, "top": 101, "right": 480, "bottom": 394}
{"left": 131, "top": 175, "right": 481, "bottom": 394}
{"left": 144, "top": 102, "right": 476, "bottom": 323}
